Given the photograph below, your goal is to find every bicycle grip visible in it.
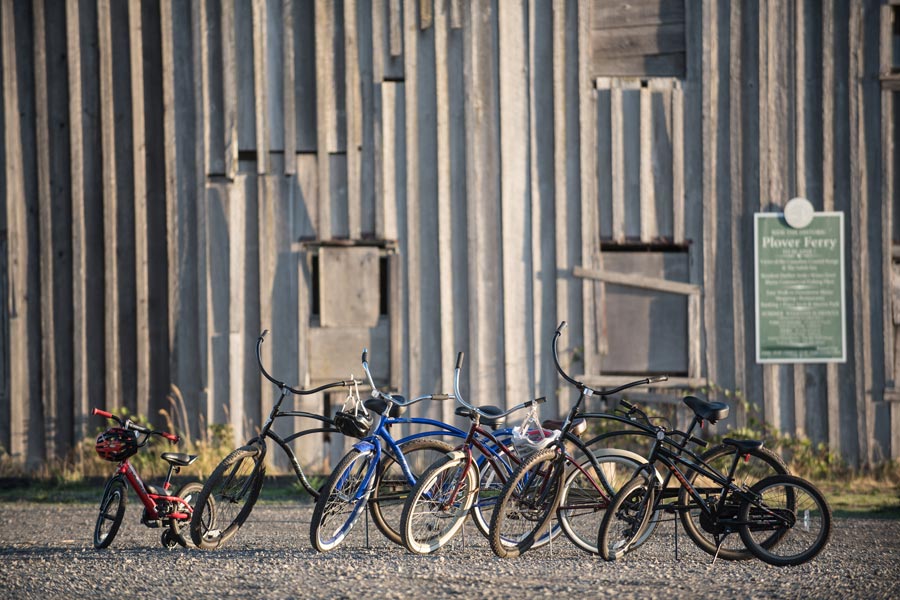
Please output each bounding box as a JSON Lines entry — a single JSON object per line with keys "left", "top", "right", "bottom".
{"left": 455, "top": 352, "right": 464, "bottom": 369}
{"left": 556, "top": 321, "right": 567, "bottom": 334}
{"left": 431, "top": 394, "right": 452, "bottom": 401}
{"left": 648, "top": 375, "right": 669, "bottom": 384}
{"left": 526, "top": 396, "right": 547, "bottom": 406}
{"left": 619, "top": 399, "right": 635, "bottom": 411}
{"left": 259, "top": 329, "right": 269, "bottom": 340}
{"left": 92, "top": 408, "right": 113, "bottom": 419}
{"left": 161, "top": 432, "right": 180, "bottom": 443}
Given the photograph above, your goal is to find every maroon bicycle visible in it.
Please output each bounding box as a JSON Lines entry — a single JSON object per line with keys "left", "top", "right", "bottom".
{"left": 91, "top": 408, "right": 213, "bottom": 549}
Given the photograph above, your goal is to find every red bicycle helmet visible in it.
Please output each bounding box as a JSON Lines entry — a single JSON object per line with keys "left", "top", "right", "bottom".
{"left": 95, "top": 428, "right": 139, "bottom": 462}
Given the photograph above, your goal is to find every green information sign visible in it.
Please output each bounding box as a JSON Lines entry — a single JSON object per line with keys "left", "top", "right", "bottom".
{"left": 754, "top": 212, "right": 846, "bottom": 363}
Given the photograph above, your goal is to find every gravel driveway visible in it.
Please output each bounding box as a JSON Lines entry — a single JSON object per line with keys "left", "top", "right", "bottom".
{"left": 1, "top": 501, "right": 898, "bottom": 599}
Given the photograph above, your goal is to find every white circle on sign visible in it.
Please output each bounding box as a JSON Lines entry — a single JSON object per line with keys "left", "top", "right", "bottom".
{"left": 784, "top": 197, "right": 815, "bottom": 229}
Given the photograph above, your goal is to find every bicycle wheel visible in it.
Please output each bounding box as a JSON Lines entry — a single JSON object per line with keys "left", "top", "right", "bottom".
{"left": 679, "top": 444, "right": 788, "bottom": 560}
{"left": 488, "top": 447, "right": 563, "bottom": 558}
{"left": 368, "top": 438, "right": 453, "bottom": 545}
{"left": 557, "top": 450, "right": 655, "bottom": 554}
{"left": 190, "top": 445, "right": 265, "bottom": 550}
{"left": 93, "top": 476, "right": 127, "bottom": 549}
{"left": 170, "top": 481, "right": 213, "bottom": 548}
{"left": 739, "top": 474, "right": 832, "bottom": 566}
{"left": 597, "top": 476, "right": 656, "bottom": 561}
{"left": 310, "top": 447, "right": 376, "bottom": 552}
{"left": 400, "top": 453, "right": 478, "bottom": 554}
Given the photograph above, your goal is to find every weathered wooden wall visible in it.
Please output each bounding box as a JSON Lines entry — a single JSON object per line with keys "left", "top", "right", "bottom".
{"left": 1, "top": 0, "right": 896, "bottom": 470}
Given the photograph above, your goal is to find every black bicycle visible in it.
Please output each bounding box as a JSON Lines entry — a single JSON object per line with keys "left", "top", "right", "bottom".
{"left": 488, "top": 323, "right": 668, "bottom": 558}
{"left": 190, "top": 330, "right": 360, "bottom": 549}
{"left": 597, "top": 397, "right": 831, "bottom": 566}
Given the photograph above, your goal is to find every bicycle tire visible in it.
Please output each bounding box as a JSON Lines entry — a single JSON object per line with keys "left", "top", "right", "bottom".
{"left": 557, "top": 449, "right": 657, "bottom": 554}
{"left": 310, "top": 447, "right": 376, "bottom": 552}
{"left": 596, "top": 475, "right": 656, "bottom": 561}
{"left": 190, "top": 445, "right": 265, "bottom": 550}
{"left": 170, "top": 481, "right": 212, "bottom": 548}
{"left": 679, "top": 444, "right": 789, "bottom": 561}
{"left": 368, "top": 438, "right": 454, "bottom": 545}
{"left": 400, "top": 452, "right": 478, "bottom": 554}
{"left": 738, "top": 474, "right": 832, "bottom": 566}
{"left": 93, "top": 476, "right": 127, "bottom": 549}
{"left": 488, "top": 447, "right": 563, "bottom": 558}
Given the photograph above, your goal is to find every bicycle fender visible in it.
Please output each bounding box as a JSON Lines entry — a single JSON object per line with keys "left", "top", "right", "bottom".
{"left": 446, "top": 450, "right": 466, "bottom": 461}
{"left": 591, "top": 448, "right": 664, "bottom": 484}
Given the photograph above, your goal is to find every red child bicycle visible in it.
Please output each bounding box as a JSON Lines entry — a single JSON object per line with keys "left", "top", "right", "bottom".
{"left": 91, "top": 408, "right": 213, "bottom": 549}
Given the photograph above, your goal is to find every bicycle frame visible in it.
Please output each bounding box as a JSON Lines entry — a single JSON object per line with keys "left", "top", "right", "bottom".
{"left": 112, "top": 460, "right": 193, "bottom": 521}
{"left": 347, "top": 414, "right": 468, "bottom": 501}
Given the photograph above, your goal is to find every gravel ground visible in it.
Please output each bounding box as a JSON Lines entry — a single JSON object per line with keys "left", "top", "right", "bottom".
{"left": 1, "top": 501, "right": 898, "bottom": 599}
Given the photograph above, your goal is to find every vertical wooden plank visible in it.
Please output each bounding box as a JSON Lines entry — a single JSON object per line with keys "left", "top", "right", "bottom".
{"left": 849, "top": 0, "right": 873, "bottom": 466}
{"left": 434, "top": 0, "right": 455, "bottom": 401}
{"left": 639, "top": 85, "right": 653, "bottom": 243}
{"left": 701, "top": 0, "right": 720, "bottom": 390}
{"left": 252, "top": 0, "right": 269, "bottom": 174}
{"left": 315, "top": 0, "right": 335, "bottom": 238}
{"left": 499, "top": 0, "right": 531, "bottom": 405}
{"left": 98, "top": 0, "right": 122, "bottom": 413}
{"left": 345, "top": 0, "right": 362, "bottom": 238}
{"left": 450, "top": 0, "right": 462, "bottom": 28}
{"left": 883, "top": 6, "right": 900, "bottom": 458}
{"left": 372, "top": 0, "right": 385, "bottom": 82}
{"left": 464, "top": 1, "right": 503, "bottom": 405}
{"left": 552, "top": 0, "right": 570, "bottom": 412}
{"left": 672, "top": 83, "right": 684, "bottom": 244}
{"left": 389, "top": 0, "right": 402, "bottom": 56}
{"left": 380, "top": 82, "right": 400, "bottom": 240}
{"left": 34, "top": 0, "right": 57, "bottom": 458}
{"left": 2, "top": 0, "right": 39, "bottom": 459}
{"left": 610, "top": 84, "right": 625, "bottom": 243}
{"left": 66, "top": 0, "right": 88, "bottom": 445}
{"left": 222, "top": 0, "right": 238, "bottom": 179}
{"left": 420, "top": 0, "right": 433, "bottom": 30}
{"left": 283, "top": 0, "right": 296, "bottom": 174}
{"left": 206, "top": 182, "right": 230, "bottom": 426}
{"left": 404, "top": 0, "right": 421, "bottom": 396}
{"left": 822, "top": 0, "right": 841, "bottom": 454}
{"left": 792, "top": 0, "right": 808, "bottom": 438}
{"left": 296, "top": 155, "right": 317, "bottom": 386}
{"left": 129, "top": 0, "right": 151, "bottom": 419}
{"left": 580, "top": 0, "right": 602, "bottom": 369}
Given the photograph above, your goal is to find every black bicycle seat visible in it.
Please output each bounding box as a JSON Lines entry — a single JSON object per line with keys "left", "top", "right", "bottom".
{"left": 454, "top": 405, "right": 506, "bottom": 428}
{"left": 543, "top": 418, "right": 586, "bottom": 437}
{"left": 722, "top": 438, "right": 764, "bottom": 453}
{"left": 364, "top": 396, "right": 406, "bottom": 418}
{"left": 160, "top": 452, "right": 198, "bottom": 467}
{"left": 682, "top": 395, "right": 729, "bottom": 424}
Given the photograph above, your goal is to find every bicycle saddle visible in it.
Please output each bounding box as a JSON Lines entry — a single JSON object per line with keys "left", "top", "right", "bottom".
{"left": 160, "top": 452, "right": 198, "bottom": 467}
{"left": 364, "top": 396, "right": 406, "bottom": 418}
{"left": 722, "top": 438, "right": 764, "bottom": 453}
{"left": 682, "top": 395, "right": 729, "bottom": 424}
{"left": 542, "top": 418, "right": 586, "bottom": 437}
{"left": 454, "top": 405, "right": 506, "bottom": 428}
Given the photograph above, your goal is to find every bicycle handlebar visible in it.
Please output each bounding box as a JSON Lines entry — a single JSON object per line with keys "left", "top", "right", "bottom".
{"left": 257, "top": 331, "right": 360, "bottom": 395}
{"left": 92, "top": 408, "right": 180, "bottom": 444}
{"left": 451, "top": 351, "right": 546, "bottom": 419}
{"left": 552, "top": 320, "right": 669, "bottom": 395}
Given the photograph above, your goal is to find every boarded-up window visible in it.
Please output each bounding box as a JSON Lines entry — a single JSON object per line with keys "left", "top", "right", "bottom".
{"left": 600, "top": 250, "right": 689, "bottom": 375}
{"left": 592, "top": 0, "right": 686, "bottom": 78}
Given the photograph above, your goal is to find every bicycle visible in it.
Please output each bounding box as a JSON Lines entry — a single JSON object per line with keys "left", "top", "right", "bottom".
{"left": 549, "top": 334, "right": 790, "bottom": 559}
{"left": 596, "top": 397, "right": 831, "bottom": 566}
{"left": 487, "top": 322, "right": 667, "bottom": 558}
{"left": 309, "top": 349, "right": 469, "bottom": 552}
{"left": 91, "top": 408, "right": 209, "bottom": 549}
{"left": 190, "top": 330, "right": 360, "bottom": 550}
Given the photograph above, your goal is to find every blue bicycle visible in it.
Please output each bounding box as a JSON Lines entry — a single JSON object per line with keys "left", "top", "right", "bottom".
{"left": 309, "top": 350, "right": 466, "bottom": 551}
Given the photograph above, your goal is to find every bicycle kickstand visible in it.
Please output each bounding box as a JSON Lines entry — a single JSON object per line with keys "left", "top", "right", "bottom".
{"left": 712, "top": 536, "right": 724, "bottom": 566}
{"left": 673, "top": 511, "right": 679, "bottom": 561}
